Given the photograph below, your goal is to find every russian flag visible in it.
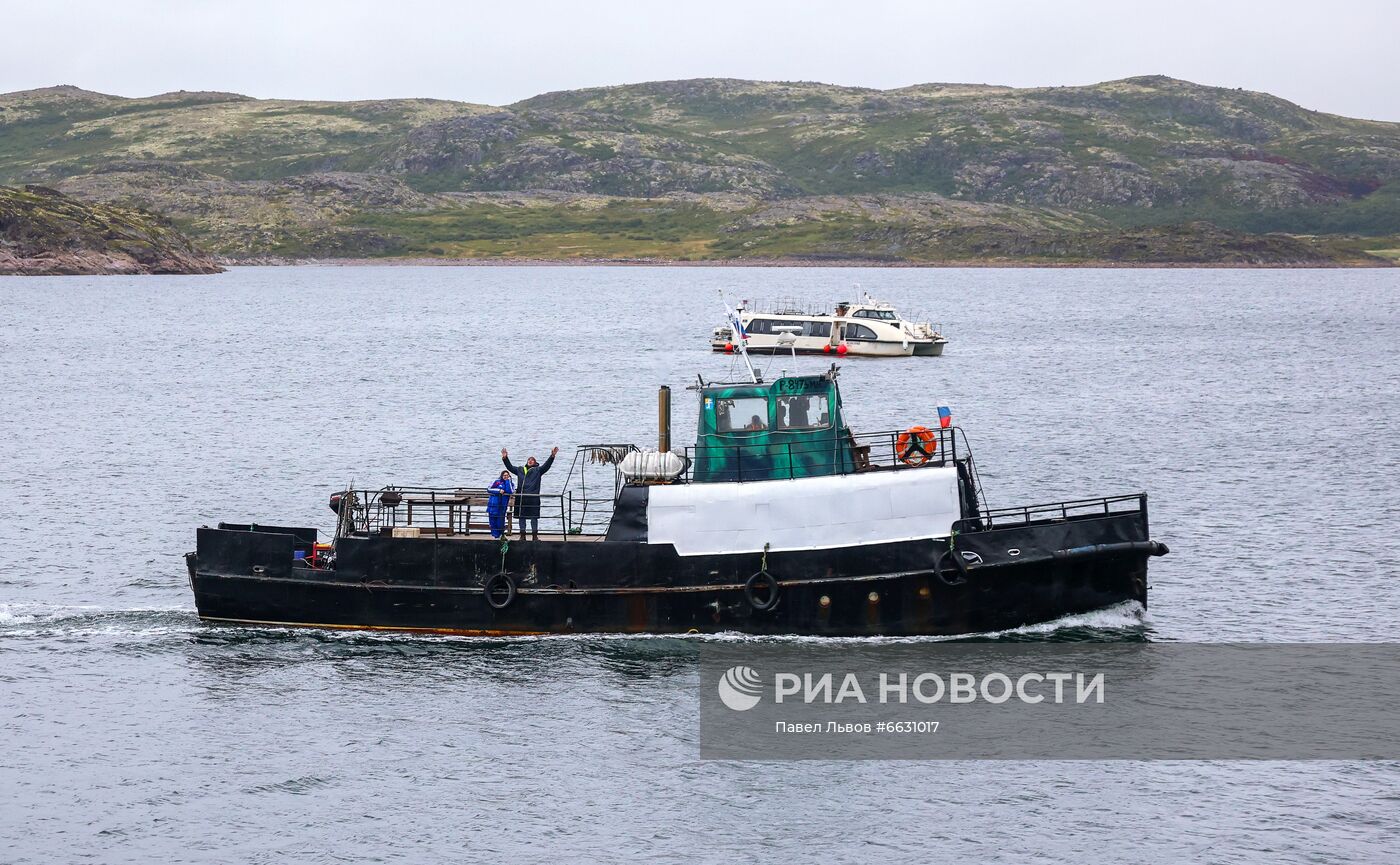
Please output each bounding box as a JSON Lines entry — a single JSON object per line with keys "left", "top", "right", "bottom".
{"left": 937, "top": 406, "right": 952, "bottom": 429}
{"left": 728, "top": 309, "right": 750, "bottom": 340}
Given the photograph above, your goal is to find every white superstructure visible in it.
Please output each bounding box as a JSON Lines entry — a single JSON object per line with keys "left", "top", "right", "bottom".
{"left": 646, "top": 466, "right": 962, "bottom": 556}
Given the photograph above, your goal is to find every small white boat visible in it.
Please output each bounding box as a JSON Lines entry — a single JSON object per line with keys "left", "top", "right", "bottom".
{"left": 710, "top": 293, "right": 948, "bottom": 358}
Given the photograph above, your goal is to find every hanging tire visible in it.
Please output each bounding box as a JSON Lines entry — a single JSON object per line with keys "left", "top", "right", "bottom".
{"left": 951, "top": 548, "right": 972, "bottom": 580}
{"left": 932, "top": 549, "right": 969, "bottom": 586}
{"left": 484, "top": 572, "right": 517, "bottom": 610}
{"left": 744, "top": 571, "right": 781, "bottom": 611}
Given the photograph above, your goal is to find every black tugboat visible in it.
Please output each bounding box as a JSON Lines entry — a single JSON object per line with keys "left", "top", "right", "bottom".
{"left": 186, "top": 366, "right": 1167, "bottom": 637}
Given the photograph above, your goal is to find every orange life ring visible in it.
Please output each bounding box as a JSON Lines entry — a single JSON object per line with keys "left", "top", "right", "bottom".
{"left": 896, "top": 425, "right": 937, "bottom": 466}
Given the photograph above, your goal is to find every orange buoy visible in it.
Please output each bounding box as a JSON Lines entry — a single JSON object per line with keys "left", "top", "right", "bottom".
{"left": 895, "top": 425, "right": 938, "bottom": 466}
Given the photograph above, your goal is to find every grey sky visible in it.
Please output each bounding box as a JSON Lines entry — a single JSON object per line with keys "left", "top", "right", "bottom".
{"left": 4, "top": 0, "right": 1398, "bottom": 121}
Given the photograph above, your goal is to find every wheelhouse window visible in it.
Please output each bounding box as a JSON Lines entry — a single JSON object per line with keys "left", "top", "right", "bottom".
{"left": 852, "top": 309, "right": 896, "bottom": 321}
{"left": 776, "top": 394, "right": 831, "bottom": 430}
{"left": 715, "top": 396, "right": 770, "bottom": 433}
{"left": 846, "top": 323, "right": 879, "bottom": 341}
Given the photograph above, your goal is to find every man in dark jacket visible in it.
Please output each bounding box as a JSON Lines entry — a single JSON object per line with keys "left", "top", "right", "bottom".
{"left": 502, "top": 446, "right": 558, "bottom": 540}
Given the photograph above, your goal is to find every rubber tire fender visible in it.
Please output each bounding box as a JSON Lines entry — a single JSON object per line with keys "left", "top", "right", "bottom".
{"left": 484, "top": 572, "right": 518, "bottom": 610}
{"left": 932, "top": 548, "right": 970, "bottom": 586}
{"left": 744, "top": 570, "right": 781, "bottom": 612}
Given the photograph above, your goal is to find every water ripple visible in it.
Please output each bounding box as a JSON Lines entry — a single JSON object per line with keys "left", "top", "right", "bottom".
{"left": 2, "top": 265, "right": 1398, "bottom": 864}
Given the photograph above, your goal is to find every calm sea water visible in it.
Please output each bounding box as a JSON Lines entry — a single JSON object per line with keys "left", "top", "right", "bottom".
{"left": 2, "top": 265, "right": 1398, "bottom": 863}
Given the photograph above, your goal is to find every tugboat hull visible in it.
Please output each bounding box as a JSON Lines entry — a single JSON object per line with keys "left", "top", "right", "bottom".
{"left": 189, "top": 558, "right": 1145, "bottom": 637}
{"left": 187, "top": 509, "right": 1159, "bottom": 637}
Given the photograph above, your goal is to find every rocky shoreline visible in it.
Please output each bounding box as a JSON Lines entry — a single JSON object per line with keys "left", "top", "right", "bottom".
{"left": 1, "top": 248, "right": 224, "bottom": 275}
{"left": 222, "top": 255, "right": 1393, "bottom": 269}
{"left": 0, "top": 185, "right": 222, "bottom": 276}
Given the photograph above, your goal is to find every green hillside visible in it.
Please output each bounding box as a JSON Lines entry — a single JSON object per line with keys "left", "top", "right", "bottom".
{"left": 3, "top": 77, "right": 1397, "bottom": 264}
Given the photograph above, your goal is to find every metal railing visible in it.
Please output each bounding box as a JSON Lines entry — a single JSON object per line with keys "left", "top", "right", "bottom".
{"left": 953, "top": 493, "right": 1147, "bottom": 532}
{"left": 681, "top": 425, "right": 972, "bottom": 482}
{"left": 334, "top": 486, "right": 617, "bottom": 540}
{"left": 562, "top": 444, "right": 640, "bottom": 505}
{"left": 330, "top": 427, "right": 992, "bottom": 541}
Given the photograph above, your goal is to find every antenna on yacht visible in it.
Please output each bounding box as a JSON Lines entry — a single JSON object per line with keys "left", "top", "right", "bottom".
{"left": 719, "top": 290, "right": 759, "bottom": 384}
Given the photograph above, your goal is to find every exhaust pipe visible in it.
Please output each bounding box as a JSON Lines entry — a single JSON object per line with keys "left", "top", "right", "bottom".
{"left": 658, "top": 385, "right": 672, "bottom": 452}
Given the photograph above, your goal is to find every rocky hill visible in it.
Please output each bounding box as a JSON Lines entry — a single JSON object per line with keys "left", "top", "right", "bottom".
{"left": 0, "top": 184, "right": 222, "bottom": 274}
{"left": 3, "top": 79, "right": 1398, "bottom": 264}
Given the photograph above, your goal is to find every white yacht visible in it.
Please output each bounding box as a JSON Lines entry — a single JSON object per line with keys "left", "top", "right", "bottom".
{"left": 710, "top": 293, "right": 948, "bottom": 358}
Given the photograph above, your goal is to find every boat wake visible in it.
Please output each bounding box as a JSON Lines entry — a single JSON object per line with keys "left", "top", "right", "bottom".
{"left": 0, "top": 600, "right": 1149, "bottom": 645}
{"left": 694, "top": 600, "right": 1151, "bottom": 644}
{"left": 0, "top": 603, "right": 198, "bottom": 640}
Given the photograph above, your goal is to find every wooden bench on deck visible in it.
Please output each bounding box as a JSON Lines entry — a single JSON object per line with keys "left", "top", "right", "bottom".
{"left": 401, "top": 492, "right": 512, "bottom": 536}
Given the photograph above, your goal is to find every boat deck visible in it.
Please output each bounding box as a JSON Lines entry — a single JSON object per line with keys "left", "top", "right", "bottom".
{"left": 468, "top": 532, "right": 607, "bottom": 543}
{"left": 350, "top": 530, "right": 607, "bottom": 543}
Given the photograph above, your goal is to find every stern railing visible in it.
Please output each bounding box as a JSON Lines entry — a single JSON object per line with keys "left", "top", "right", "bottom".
{"left": 334, "top": 485, "right": 616, "bottom": 540}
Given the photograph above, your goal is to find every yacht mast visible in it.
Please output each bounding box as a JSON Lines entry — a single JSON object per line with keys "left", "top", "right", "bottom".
{"left": 719, "top": 290, "right": 759, "bottom": 383}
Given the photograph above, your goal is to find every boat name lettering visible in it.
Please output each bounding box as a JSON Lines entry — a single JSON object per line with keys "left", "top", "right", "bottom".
{"left": 775, "top": 377, "right": 823, "bottom": 395}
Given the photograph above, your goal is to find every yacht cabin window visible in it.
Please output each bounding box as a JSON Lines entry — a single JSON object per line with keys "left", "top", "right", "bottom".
{"left": 846, "top": 323, "right": 879, "bottom": 341}
{"left": 747, "top": 318, "right": 830, "bottom": 338}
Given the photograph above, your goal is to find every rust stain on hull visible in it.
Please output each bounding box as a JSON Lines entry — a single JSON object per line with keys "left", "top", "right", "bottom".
{"left": 200, "top": 616, "right": 551, "bottom": 637}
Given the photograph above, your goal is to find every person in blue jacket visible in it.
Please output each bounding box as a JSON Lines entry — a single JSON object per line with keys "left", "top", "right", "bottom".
{"left": 486, "top": 470, "right": 514, "bottom": 539}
